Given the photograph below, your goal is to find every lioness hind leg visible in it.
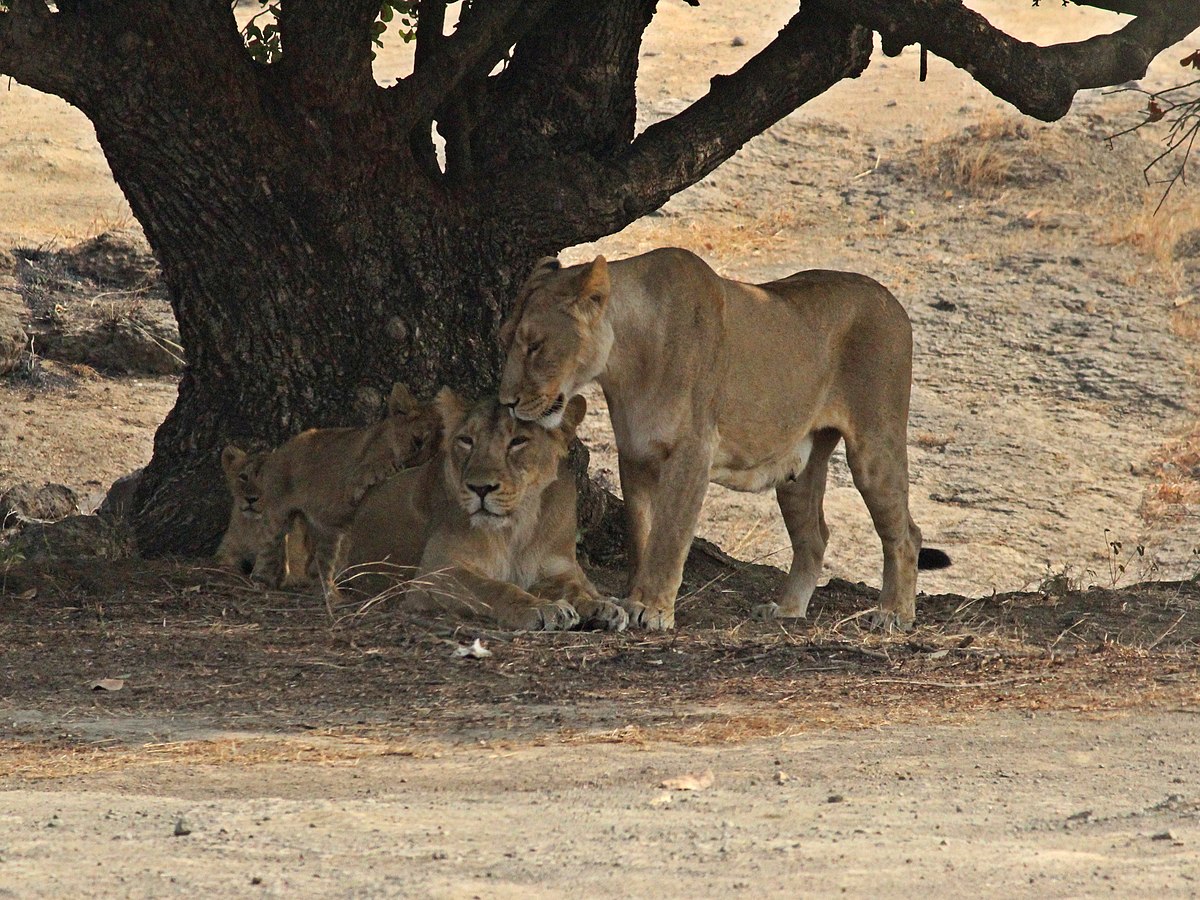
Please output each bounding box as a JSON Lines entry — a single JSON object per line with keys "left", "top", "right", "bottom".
{"left": 844, "top": 435, "right": 920, "bottom": 632}
{"left": 754, "top": 429, "right": 840, "bottom": 622}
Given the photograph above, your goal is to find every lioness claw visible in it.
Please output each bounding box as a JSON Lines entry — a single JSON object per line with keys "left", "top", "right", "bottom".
{"left": 617, "top": 597, "right": 674, "bottom": 631}
{"left": 867, "top": 608, "right": 914, "bottom": 634}
{"left": 587, "top": 598, "right": 629, "bottom": 633}
{"left": 534, "top": 600, "right": 580, "bottom": 632}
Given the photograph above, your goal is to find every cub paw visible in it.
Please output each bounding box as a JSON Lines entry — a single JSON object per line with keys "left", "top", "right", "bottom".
{"left": 618, "top": 597, "right": 675, "bottom": 631}
{"left": 867, "top": 608, "right": 914, "bottom": 634}
{"left": 527, "top": 600, "right": 581, "bottom": 632}
{"left": 577, "top": 597, "right": 629, "bottom": 633}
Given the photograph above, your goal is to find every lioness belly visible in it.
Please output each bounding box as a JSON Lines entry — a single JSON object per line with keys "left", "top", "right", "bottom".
{"left": 710, "top": 433, "right": 814, "bottom": 493}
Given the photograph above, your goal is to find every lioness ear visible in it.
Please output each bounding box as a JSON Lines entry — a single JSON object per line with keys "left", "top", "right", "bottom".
{"left": 434, "top": 386, "right": 468, "bottom": 435}
{"left": 221, "top": 445, "right": 247, "bottom": 476}
{"left": 560, "top": 395, "right": 587, "bottom": 440}
{"left": 387, "top": 382, "right": 418, "bottom": 418}
{"left": 574, "top": 255, "right": 610, "bottom": 317}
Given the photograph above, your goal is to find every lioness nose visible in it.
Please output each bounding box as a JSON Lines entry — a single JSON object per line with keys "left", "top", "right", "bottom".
{"left": 468, "top": 483, "right": 499, "bottom": 500}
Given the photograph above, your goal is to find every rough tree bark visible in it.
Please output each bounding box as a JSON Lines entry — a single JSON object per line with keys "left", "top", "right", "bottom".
{"left": 1, "top": 0, "right": 1197, "bottom": 557}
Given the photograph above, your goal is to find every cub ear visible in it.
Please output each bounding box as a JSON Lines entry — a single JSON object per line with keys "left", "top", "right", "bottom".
{"left": 221, "top": 444, "right": 247, "bottom": 476}
{"left": 559, "top": 395, "right": 587, "bottom": 440}
{"left": 573, "top": 255, "right": 610, "bottom": 318}
{"left": 386, "top": 382, "right": 418, "bottom": 418}
{"left": 434, "top": 386, "right": 469, "bottom": 435}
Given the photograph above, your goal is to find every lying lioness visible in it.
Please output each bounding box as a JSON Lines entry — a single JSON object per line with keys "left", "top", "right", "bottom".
{"left": 216, "top": 383, "right": 441, "bottom": 592}
{"left": 498, "top": 249, "right": 949, "bottom": 632}
{"left": 341, "top": 391, "right": 627, "bottom": 632}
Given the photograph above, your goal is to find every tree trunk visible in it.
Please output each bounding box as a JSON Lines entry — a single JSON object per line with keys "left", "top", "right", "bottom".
{"left": 76, "top": 81, "right": 541, "bottom": 556}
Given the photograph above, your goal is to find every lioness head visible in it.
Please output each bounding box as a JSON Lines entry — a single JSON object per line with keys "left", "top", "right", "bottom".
{"left": 498, "top": 256, "right": 611, "bottom": 428}
{"left": 216, "top": 444, "right": 271, "bottom": 575}
{"left": 436, "top": 389, "right": 587, "bottom": 529}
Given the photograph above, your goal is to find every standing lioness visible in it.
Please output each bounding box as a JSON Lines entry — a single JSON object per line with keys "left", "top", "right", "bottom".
{"left": 498, "top": 248, "right": 948, "bottom": 632}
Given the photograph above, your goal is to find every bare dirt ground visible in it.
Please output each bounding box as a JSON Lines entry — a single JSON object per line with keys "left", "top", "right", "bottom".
{"left": 2, "top": 1, "right": 1200, "bottom": 895}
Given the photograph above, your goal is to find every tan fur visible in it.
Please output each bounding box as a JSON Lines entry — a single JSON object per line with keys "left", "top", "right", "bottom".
{"left": 499, "top": 247, "right": 933, "bottom": 631}
{"left": 341, "top": 392, "right": 627, "bottom": 632}
{"left": 215, "top": 383, "right": 441, "bottom": 596}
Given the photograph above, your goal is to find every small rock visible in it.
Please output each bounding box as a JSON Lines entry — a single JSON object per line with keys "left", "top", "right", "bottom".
{"left": 1150, "top": 830, "right": 1175, "bottom": 841}
{"left": 775, "top": 771, "right": 790, "bottom": 784}
{"left": 731, "top": 35, "right": 746, "bottom": 47}
{"left": 1173, "top": 228, "right": 1200, "bottom": 261}
{"left": 0, "top": 482, "right": 79, "bottom": 526}
{"left": 173, "top": 818, "right": 192, "bottom": 837}
{"left": 827, "top": 794, "right": 845, "bottom": 804}
{"left": 97, "top": 468, "right": 143, "bottom": 521}
{"left": 9, "top": 514, "right": 136, "bottom": 561}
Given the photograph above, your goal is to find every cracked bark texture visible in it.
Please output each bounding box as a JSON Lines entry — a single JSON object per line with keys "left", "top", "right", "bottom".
{"left": 1, "top": 0, "right": 1196, "bottom": 555}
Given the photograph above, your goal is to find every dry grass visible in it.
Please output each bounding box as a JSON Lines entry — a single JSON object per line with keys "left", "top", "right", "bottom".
{"left": 1100, "top": 195, "right": 1200, "bottom": 290}
{"left": 915, "top": 112, "right": 1032, "bottom": 196}
{"left": 601, "top": 204, "right": 805, "bottom": 265}
{"left": 1141, "top": 424, "right": 1200, "bottom": 523}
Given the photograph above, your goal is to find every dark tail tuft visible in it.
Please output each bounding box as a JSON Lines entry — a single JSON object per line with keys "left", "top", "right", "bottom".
{"left": 918, "top": 547, "right": 951, "bottom": 570}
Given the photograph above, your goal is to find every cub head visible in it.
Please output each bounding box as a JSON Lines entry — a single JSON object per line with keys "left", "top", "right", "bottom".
{"left": 215, "top": 444, "right": 271, "bottom": 575}
{"left": 498, "top": 255, "right": 611, "bottom": 428}
{"left": 436, "top": 389, "right": 587, "bottom": 530}
{"left": 384, "top": 382, "right": 442, "bottom": 468}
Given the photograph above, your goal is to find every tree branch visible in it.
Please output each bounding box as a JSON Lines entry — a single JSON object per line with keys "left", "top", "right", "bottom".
{"left": 387, "top": 0, "right": 557, "bottom": 126}
{"left": 410, "top": 0, "right": 449, "bottom": 176}
{"left": 0, "top": 1, "right": 87, "bottom": 101}
{"left": 571, "top": 4, "right": 871, "bottom": 238}
{"left": 278, "top": 0, "right": 380, "bottom": 110}
{"left": 822, "top": 0, "right": 1200, "bottom": 121}
{"left": 1071, "top": 1, "right": 1162, "bottom": 16}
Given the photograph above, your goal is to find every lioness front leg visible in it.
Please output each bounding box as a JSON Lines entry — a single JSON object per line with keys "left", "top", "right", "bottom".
{"left": 621, "top": 441, "right": 714, "bottom": 631}
{"left": 529, "top": 569, "right": 628, "bottom": 633}
{"left": 416, "top": 565, "right": 581, "bottom": 632}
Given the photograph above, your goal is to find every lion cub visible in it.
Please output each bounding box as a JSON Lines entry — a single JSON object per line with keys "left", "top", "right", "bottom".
{"left": 216, "top": 383, "right": 441, "bottom": 593}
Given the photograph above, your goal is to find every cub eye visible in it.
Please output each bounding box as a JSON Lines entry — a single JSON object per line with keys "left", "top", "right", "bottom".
{"left": 508, "top": 436, "right": 529, "bottom": 450}
{"left": 526, "top": 340, "right": 542, "bottom": 356}
{"left": 456, "top": 435, "right": 474, "bottom": 449}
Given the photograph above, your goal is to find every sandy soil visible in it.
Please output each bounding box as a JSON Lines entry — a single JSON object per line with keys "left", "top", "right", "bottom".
{"left": 2, "top": 1, "right": 1200, "bottom": 895}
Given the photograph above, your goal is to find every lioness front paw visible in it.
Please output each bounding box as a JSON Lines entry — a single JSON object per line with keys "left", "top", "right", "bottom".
{"left": 752, "top": 601, "right": 809, "bottom": 622}
{"left": 618, "top": 597, "right": 675, "bottom": 631}
{"left": 867, "top": 608, "right": 914, "bottom": 634}
{"left": 576, "top": 597, "right": 629, "bottom": 633}
{"left": 521, "top": 599, "right": 581, "bottom": 632}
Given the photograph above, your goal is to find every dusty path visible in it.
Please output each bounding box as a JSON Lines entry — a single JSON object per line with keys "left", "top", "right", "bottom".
{"left": 3, "top": 712, "right": 1199, "bottom": 897}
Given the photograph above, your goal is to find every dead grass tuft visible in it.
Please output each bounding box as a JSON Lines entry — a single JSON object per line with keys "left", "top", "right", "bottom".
{"left": 1141, "top": 424, "right": 1200, "bottom": 523}
{"left": 1100, "top": 196, "right": 1200, "bottom": 289}
{"left": 915, "top": 112, "right": 1032, "bottom": 195}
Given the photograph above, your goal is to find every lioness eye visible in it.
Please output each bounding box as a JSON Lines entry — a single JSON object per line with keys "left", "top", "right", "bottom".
{"left": 456, "top": 435, "right": 474, "bottom": 449}
{"left": 509, "top": 436, "right": 529, "bottom": 450}
{"left": 527, "top": 340, "right": 542, "bottom": 355}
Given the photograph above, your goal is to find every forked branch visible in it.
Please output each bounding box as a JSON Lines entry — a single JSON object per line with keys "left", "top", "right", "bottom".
{"left": 389, "top": 0, "right": 557, "bottom": 126}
